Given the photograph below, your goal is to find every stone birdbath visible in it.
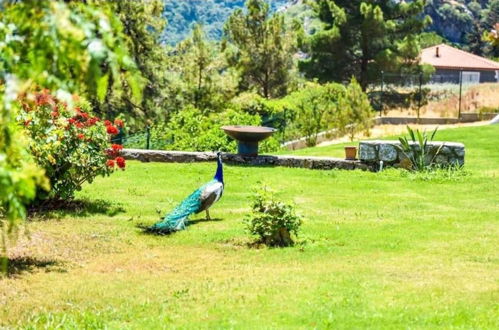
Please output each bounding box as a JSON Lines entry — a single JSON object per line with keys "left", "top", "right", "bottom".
{"left": 221, "top": 125, "right": 276, "bottom": 156}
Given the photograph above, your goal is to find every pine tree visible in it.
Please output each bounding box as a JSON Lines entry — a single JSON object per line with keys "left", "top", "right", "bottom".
{"left": 224, "top": 0, "right": 298, "bottom": 98}
{"left": 95, "top": 0, "right": 169, "bottom": 125}
{"left": 300, "top": 0, "right": 430, "bottom": 90}
{"left": 170, "top": 24, "right": 238, "bottom": 112}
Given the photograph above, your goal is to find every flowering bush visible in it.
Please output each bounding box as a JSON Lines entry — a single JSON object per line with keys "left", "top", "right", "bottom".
{"left": 17, "top": 90, "right": 126, "bottom": 201}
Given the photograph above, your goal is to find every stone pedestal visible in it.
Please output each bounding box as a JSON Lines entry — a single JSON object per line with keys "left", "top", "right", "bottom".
{"left": 358, "top": 140, "right": 465, "bottom": 168}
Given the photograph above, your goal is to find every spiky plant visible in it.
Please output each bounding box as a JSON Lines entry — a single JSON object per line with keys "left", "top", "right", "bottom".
{"left": 397, "top": 126, "right": 444, "bottom": 171}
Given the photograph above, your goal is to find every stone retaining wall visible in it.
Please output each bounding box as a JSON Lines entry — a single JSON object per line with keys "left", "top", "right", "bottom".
{"left": 358, "top": 140, "right": 465, "bottom": 168}
{"left": 121, "top": 149, "right": 373, "bottom": 171}
{"left": 282, "top": 115, "right": 489, "bottom": 150}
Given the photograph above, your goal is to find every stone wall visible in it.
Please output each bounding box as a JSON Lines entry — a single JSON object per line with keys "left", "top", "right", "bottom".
{"left": 358, "top": 140, "right": 465, "bottom": 168}
{"left": 282, "top": 116, "right": 487, "bottom": 150}
{"left": 121, "top": 149, "right": 373, "bottom": 171}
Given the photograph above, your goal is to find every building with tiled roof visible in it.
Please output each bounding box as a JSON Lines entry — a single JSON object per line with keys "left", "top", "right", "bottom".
{"left": 421, "top": 44, "right": 499, "bottom": 84}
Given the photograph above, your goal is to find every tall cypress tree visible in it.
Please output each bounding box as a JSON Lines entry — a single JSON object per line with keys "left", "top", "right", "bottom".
{"left": 300, "top": 0, "right": 430, "bottom": 90}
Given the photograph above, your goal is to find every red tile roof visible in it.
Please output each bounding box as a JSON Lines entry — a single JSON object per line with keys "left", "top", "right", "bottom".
{"left": 421, "top": 44, "right": 499, "bottom": 71}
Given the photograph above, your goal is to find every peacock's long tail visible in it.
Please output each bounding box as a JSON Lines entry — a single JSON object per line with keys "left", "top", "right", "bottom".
{"left": 148, "top": 187, "right": 204, "bottom": 234}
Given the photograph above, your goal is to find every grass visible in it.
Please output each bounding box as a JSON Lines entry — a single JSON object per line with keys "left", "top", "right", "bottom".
{"left": 1, "top": 125, "right": 498, "bottom": 329}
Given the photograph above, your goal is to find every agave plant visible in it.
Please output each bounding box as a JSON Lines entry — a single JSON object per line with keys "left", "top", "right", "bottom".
{"left": 397, "top": 126, "right": 444, "bottom": 171}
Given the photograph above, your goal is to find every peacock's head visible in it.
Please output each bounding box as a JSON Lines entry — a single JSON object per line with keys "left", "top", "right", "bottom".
{"left": 216, "top": 151, "right": 222, "bottom": 158}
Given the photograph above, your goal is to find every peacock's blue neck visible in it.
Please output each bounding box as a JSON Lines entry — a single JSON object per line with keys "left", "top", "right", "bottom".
{"left": 214, "top": 156, "right": 224, "bottom": 184}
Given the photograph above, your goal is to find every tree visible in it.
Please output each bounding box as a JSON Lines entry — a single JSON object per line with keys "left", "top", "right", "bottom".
{"left": 224, "top": 0, "right": 299, "bottom": 98}
{"left": 339, "top": 78, "right": 373, "bottom": 140}
{"left": 482, "top": 0, "right": 499, "bottom": 31}
{"left": 282, "top": 80, "right": 372, "bottom": 146}
{"left": 482, "top": 0, "right": 499, "bottom": 58}
{"left": 169, "top": 24, "right": 238, "bottom": 113}
{"left": 92, "top": 0, "right": 169, "bottom": 126}
{"left": 161, "top": 0, "right": 289, "bottom": 44}
{"left": 300, "top": 0, "right": 430, "bottom": 90}
{"left": 464, "top": 0, "right": 487, "bottom": 55}
{"left": 486, "top": 23, "right": 499, "bottom": 47}
{"left": 419, "top": 32, "right": 446, "bottom": 48}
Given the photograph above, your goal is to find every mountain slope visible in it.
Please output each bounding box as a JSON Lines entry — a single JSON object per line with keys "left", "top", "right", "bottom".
{"left": 161, "top": 0, "right": 289, "bottom": 44}
{"left": 161, "top": 0, "right": 498, "bottom": 56}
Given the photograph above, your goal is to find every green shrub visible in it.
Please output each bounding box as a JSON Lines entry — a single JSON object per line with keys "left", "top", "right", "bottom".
{"left": 244, "top": 186, "right": 302, "bottom": 247}
{"left": 340, "top": 78, "right": 374, "bottom": 140}
{"left": 1, "top": 99, "right": 48, "bottom": 272}
{"left": 277, "top": 79, "right": 374, "bottom": 146}
{"left": 148, "top": 106, "right": 281, "bottom": 153}
{"left": 18, "top": 90, "right": 125, "bottom": 201}
{"left": 397, "top": 126, "right": 444, "bottom": 172}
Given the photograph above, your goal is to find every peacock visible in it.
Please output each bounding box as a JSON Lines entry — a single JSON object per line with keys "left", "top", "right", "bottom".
{"left": 148, "top": 152, "right": 224, "bottom": 234}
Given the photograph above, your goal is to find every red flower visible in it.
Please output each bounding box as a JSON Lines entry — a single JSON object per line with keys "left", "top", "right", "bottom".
{"left": 24, "top": 119, "right": 31, "bottom": 126}
{"left": 75, "top": 122, "right": 84, "bottom": 129}
{"left": 106, "top": 159, "right": 115, "bottom": 168}
{"left": 111, "top": 144, "right": 123, "bottom": 151}
{"left": 35, "top": 91, "right": 54, "bottom": 106}
{"left": 114, "top": 119, "right": 124, "bottom": 128}
{"left": 51, "top": 111, "right": 59, "bottom": 118}
{"left": 68, "top": 118, "right": 76, "bottom": 125}
{"left": 106, "top": 125, "right": 119, "bottom": 135}
{"left": 86, "top": 117, "right": 98, "bottom": 127}
{"left": 79, "top": 112, "right": 89, "bottom": 119}
{"left": 115, "top": 157, "right": 126, "bottom": 169}
{"left": 77, "top": 133, "right": 85, "bottom": 140}
{"left": 106, "top": 149, "right": 116, "bottom": 157}
{"left": 104, "top": 120, "right": 112, "bottom": 126}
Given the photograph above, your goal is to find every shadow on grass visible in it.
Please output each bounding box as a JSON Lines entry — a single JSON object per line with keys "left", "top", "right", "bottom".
{"left": 2, "top": 256, "right": 64, "bottom": 278}
{"left": 137, "top": 217, "right": 223, "bottom": 236}
{"left": 28, "top": 199, "right": 126, "bottom": 219}
{"left": 188, "top": 217, "right": 223, "bottom": 225}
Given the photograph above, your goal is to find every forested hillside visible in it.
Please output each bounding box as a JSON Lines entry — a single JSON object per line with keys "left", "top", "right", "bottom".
{"left": 426, "top": 0, "right": 498, "bottom": 56}
{"left": 162, "top": 0, "right": 288, "bottom": 44}
{"left": 162, "top": 0, "right": 499, "bottom": 57}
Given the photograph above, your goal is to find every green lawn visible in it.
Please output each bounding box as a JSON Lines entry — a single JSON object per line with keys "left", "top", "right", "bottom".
{"left": 1, "top": 125, "right": 498, "bottom": 329}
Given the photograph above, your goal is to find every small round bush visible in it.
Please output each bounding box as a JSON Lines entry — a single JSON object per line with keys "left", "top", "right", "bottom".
{"left": 244, "top": 186, "right": 302, "bottom": 247}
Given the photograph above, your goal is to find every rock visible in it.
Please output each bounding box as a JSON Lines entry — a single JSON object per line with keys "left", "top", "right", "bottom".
{"left": 435, "top": 154, "right": 448, "bottom": 165}
{"left": 379, "top": 144, "right": 398, "bottom": 162}
{"left": 359, "top": 143, "right": 377, "bottom": 161}
{"left": 454, "top": 147, "right": 465, "bottom": 158}
{"left": 439, "top": 146, "right": 452, "bottom": 155}
{"left": 358, "top": 140, "right": 465, "bottom": 169}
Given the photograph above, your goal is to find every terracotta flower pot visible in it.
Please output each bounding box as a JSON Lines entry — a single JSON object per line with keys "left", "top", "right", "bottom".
{"left": 344, "top": 146, "right": 357, "bottom": 160}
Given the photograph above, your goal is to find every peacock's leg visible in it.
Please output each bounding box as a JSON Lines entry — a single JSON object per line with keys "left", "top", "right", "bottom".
{"left": 206, "top": 209, "right": 211, "bottom": 220}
